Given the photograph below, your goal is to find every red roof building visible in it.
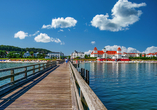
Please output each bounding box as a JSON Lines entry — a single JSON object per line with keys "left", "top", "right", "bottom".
{"left": 117, "top": 47, "right": 121, "bottom": 51}
{"left": 91, "top": 47, "right": 122, "bottom": 59}
{"left": 93, "top": 47, "right": 98, "bottom": 50}
{"left": 106, "top": 51, "right": 117, "bottom": 55}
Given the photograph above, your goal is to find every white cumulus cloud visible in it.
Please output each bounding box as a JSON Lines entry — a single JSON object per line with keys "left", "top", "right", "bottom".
{"left": 34, "top": 33, "right": 51, "bottom": 43}
{"left": 33, "top": 31, "right": 40, "bottom": 36}
{"left": 84, "top": 50, "right": 93, "bottom": 55}
{"left": 143, "top": 46, "right": 157, "bottom": 54}
{"left": 42, "top": 17, "right": 77, "bottom": 29}
{"left": 29, "top": 31, "right": 40, "bottom": 36}
{"left": 58, "top": 29, "right": 64, "bottom": 32}
{"left": 51, "top": 38, "right": 61, "bottom": 43}
{"left": 91, "top": 41, "right": 95, "bottom": 45}
{"left": 105, "top": 45, "right": 140, "bottom": 53}
{"left": 14, "top": 31, "right": 28, "bottom": 39}
{"left": 91, "top": 0, "right": 146, "bottom": 31}
{"left": 34, "top": 33, "right": 64, "bottom": 45}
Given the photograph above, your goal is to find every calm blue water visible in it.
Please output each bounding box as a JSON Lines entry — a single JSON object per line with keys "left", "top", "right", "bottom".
{"left": 0, "top": 62, "right": 35, "bottom": 70}
{"left": 0, "top": 63, "right": 36, "bottom": 87}
{"left": 79, "top": 63, "right": 157, "bottom": 110}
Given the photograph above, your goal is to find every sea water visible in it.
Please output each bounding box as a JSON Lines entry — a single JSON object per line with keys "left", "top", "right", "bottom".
{"left": 79, "top": 62, "right": 157, "bottom": 110}
{"left": 0, "top": 62, "right": 36, "bottom": 87}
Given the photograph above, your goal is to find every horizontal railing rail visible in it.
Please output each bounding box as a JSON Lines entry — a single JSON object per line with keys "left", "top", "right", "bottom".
{"left": 69, "top": 61, "right": 107, "bottom": 110}
{"left": 0, "top": 61, "right": 57, "bottom": 95}
{"left": 56, "top": 59, "right": 65, "bottom": 64}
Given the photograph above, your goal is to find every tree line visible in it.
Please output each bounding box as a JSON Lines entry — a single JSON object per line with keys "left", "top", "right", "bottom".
{"left": 129, "top": 57, "right": 157, "bottom": 60}
{"left": 0, "top": 45, "right": 52, "bottom": 58}
{"left": 0, "top": 45, "right": 52, "bottom": 53}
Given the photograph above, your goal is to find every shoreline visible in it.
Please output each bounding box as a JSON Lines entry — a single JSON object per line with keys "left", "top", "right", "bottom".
{"left": 0, "top": 60, "right": 47, "bottom": 63}
{"left": 73, "top": 60, "right": 157, "bottom": 63}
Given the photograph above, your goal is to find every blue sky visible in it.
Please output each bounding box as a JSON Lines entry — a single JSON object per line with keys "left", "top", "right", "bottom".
{"left": 0, "top": 0, "right": 157, "bottom": 55}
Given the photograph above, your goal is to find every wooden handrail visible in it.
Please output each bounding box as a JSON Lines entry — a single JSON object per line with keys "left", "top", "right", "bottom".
{"left": 69, "top": 62, "right": 107, "bottom": 110}
{"left": 0, "top": 61, "right": 57, "bottom": 92}
{"left": 0, "top": 62, "right": 47, "bottom": 72}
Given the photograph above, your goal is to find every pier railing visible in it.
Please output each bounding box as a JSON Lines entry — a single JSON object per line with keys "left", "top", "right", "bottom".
{"left": 69, "top": 62, "right": 107, "bottom": 110}
{"left": 0, "top": 61, "right": 57, "bottom": 96}
{"left": 56, "top": 59, "right": 65, "bottom": 64}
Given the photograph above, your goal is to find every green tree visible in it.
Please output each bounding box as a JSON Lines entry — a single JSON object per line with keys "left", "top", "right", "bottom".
{"left": 30, "top": 51, "right": 34, "bottom": 56}
{"left": 85, "top": 54, "right": 88, "bottom": 59}
{"left": 7, "top": 52, "right": 14, "bottom": 58}
{"left": 22, "top": 51, "right": 25, "bottom": 58}
{"left": 0, "top": 50, "right": 3, "bottom": 58}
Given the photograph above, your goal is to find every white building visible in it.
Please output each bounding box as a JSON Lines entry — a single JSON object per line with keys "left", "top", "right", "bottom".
{"left": 90, "top": 47, "right": 122, "bottom": 59}
{"left": 146, "top": 52, "right": 157, "bottom": 57}
{"left": 45, "top": 52, "right": 64, "bottom": 59}
{"left": 71, "top": 50, "right": 85, "bottom": 59}
{"left": 122, "top": 52, "right": 140, "bottom": 57}
{"left": 33, "top": 52, "right": 39, "bottom": 57}
{"left": 91, "top": 47, "right": 145, "bottom": 59}
{"left": 23, "top": 51, "right": 31, "bottom": 58}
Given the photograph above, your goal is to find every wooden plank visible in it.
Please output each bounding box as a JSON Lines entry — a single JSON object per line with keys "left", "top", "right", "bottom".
{"left": 1, "top": 63, "right": 72, "bottom": 110}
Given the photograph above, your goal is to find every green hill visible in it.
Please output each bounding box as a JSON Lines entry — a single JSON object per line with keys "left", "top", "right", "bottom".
{"left": 0, "top": 45, "right": 52, "bottom": 53}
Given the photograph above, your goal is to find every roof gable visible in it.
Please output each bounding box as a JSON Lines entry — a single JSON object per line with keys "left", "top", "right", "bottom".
{"left": 94, "top": 47, "right": 98, "bottom": 50}
{"left": 106, "top": 51, "right": 117, "bottom": 54}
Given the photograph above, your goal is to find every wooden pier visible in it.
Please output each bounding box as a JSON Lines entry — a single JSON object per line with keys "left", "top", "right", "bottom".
{"left": 0, "top": 61, "right": 107, "bottom": 110}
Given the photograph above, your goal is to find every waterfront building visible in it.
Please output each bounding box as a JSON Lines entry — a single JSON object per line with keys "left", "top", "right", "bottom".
{"left": 33, "top": 52, "right": 39, "bottom": 57}
{"left": 71, "top": 50, "right": 85, "bottom": 59}
{"left": 23, "top": 51, "right": 31, "bottom": 58}
{"left": 146, "top": 52, "right": 157, "bottom": 57}
{"left": 45, "top": 52, "right": 64, "bottom": 59}
{"left": 122, "top": 52, "right": 140, "bottom": 57}
{"left": 142, "top": 54, "right": 145, "bottom": 57}
{"left": 91, "top": 47, "right": 143, "bottom": 59}
{"left": 90, "top": 47, "right": 122, "bottom": 59}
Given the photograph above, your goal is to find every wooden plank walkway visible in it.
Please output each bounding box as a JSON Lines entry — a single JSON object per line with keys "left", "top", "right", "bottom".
{"left": 0, "top": 63, "right": 72, "bottom": 110}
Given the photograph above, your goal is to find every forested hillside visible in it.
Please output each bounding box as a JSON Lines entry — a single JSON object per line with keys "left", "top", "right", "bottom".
{"left": 0, "top": 45, "right": 52, "bottom": 53}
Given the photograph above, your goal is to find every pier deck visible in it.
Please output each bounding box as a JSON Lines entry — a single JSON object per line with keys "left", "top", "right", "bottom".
{"left": 0, "top": 63, "right": 72, "bottom": 110}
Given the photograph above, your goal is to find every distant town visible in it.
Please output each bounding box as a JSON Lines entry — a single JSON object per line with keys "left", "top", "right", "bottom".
{"left": 0, "top": 45, "right": 64, "bottom": 59}
{"left": 0, "top": 45, "right": 157, "bottom": 61}
{"left": 71, "top": 47, "right": 157, "bottom": 61}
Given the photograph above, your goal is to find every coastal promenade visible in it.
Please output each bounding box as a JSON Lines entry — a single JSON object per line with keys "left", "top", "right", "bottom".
{"left": 0, "top": 63, "right": 72, "bottom": 110}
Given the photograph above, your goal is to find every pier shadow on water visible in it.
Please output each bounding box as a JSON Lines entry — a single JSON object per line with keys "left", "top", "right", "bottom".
{"left": 0, "top": 65, "right": 59, "bottom": 110}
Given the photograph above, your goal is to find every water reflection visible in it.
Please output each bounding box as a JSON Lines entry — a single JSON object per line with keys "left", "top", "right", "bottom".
{"left": 79, "top": 62, "right": 157, "bottom": 110}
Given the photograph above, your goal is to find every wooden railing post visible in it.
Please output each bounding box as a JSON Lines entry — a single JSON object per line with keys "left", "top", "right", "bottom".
{"left": 25, "top": 67, "right": 27, "bottom": 78}
{"left": 39, "top": 64, "right": 40, "bottom": 71}
{"left": 45, "top": 63, "right": 47, "bottom": 68}
{"left": 47, "top": 62, "right": 49, "bottom": 68}
{"left": 11, "top": 69, "right": 14, "bottom": 84}
{"left": 82, "top": 69, "right": 85, "bottom": 79}
{"left": 78, "top": 63, "right": 79, "bottom": 68}
{"left": 86, "top": 70, "right": 88, "bottom": 83}
{"left": 81, "top": 68, "right": 82, "bottom": 76}
{"left": 86, "top": 70, "right": 89, "bottom": 85}
{"left": 43, "top": 64, "right": 45, "bottom": 70}
{"left": 80, "top": 90, "right": 83, "bottom": 101}
{"left": 49, "top": 62, "right": 51, "bottom": 67}
{"left": 33, "top": 65, "right": 35, "bottom": 74}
